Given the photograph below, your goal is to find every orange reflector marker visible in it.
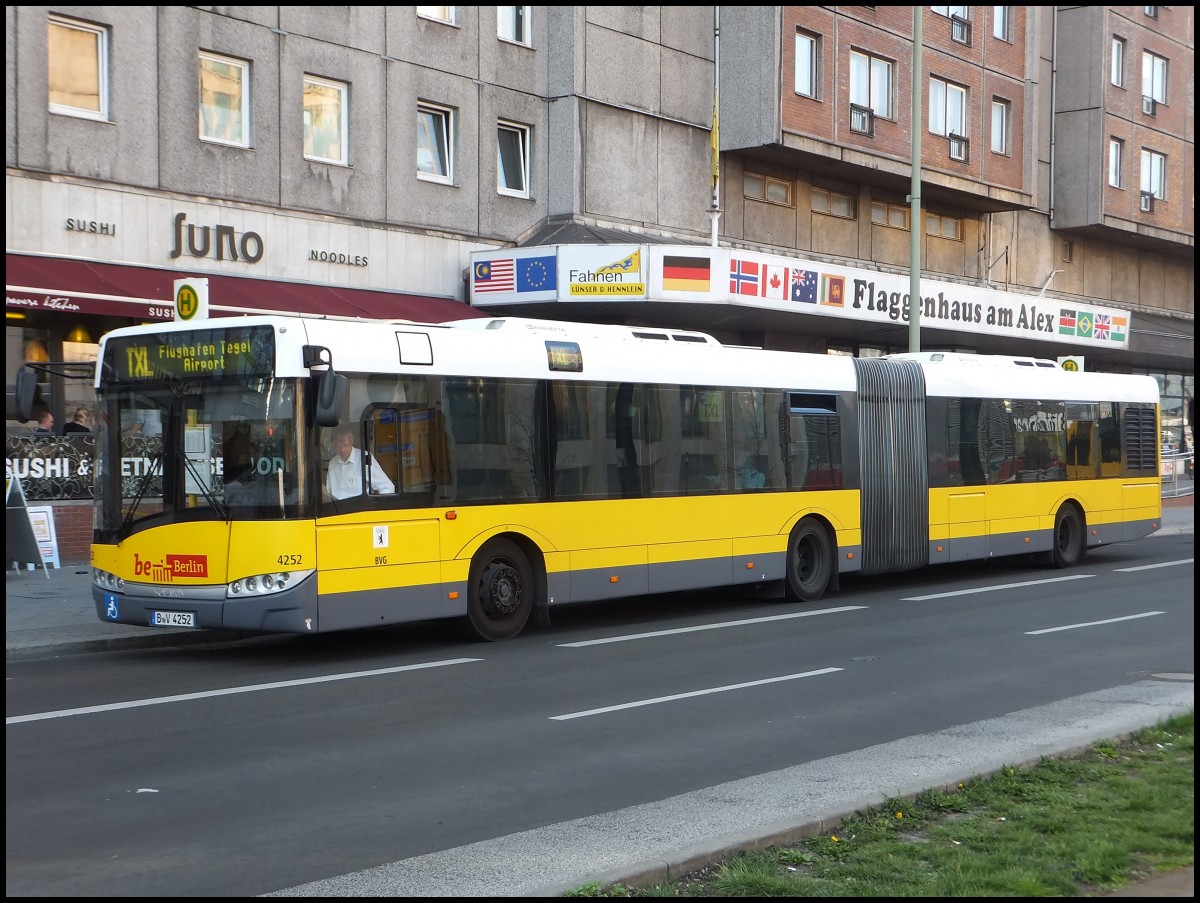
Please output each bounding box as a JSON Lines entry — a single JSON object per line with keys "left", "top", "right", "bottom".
{"left": 1024, "top": 537, "right": 1030, "bottom": 543}
{"left": 936, "top": 545, "right": 943, "bottom": 552}
{"left": 445, "top": 510, "right": 457, "bottom": 520}
{"left": 745, "top": 562, "right": 755, "bottom": 569}
{"left": 448, "top": 591, "right": 459, "bottom": 600}
{"left": 609, "top": 575, "right": 619, "bottom": 583}
{"left": 1092, "top": 529, "right": 1099, "bottom": 535}
{"left": 845, "top": 552, "right": 854, "bottom": 559}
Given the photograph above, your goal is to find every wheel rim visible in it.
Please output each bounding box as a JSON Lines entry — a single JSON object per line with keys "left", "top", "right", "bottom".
{"left": 478, "top": 559, "right": 522, "bottom": 619}
{"left": 794, "top": 534, "right": 823, "bottom": 589}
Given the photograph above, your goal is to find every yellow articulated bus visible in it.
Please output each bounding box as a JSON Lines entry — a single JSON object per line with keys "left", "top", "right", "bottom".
{"left": 87, "top": 315, "right": 1162, "bottom": 641}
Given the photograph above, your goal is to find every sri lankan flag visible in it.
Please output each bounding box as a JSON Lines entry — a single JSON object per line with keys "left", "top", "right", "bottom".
{"left": 662, "top": 255, "right": 711, "bottom": 292}
{"left": 1058, "top": 309, "right": 1076, "bottom": 335}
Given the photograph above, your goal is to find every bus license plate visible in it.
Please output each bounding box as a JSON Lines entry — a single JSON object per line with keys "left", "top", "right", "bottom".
{"left": 150, "top": 610, "right": 196, "bottom": 628}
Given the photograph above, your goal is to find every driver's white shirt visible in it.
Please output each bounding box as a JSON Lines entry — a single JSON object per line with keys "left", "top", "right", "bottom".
{"left": 327, "top": 447, "right": 395, "bottom": 499}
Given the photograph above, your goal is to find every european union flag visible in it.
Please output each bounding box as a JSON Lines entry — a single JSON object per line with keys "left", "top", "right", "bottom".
{"left": 516, "top": 255, "right": 557, "bottom": 293}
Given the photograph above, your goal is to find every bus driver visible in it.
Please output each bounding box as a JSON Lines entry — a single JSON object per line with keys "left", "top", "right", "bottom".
{"left": 327, "top": 424, "right": 395, "bottom": 499}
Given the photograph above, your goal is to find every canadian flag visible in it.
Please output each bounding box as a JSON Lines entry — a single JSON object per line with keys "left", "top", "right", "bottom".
{"left": 760, "top": 264, "right": 790, "bottom": 300}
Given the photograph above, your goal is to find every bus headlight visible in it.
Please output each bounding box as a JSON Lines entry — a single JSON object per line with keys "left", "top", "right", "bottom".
{"left": 227, "top": 569, "right": 313, "bottom": 598}
{"left": 93, "top": 568, "right": 125, "bottom": 592}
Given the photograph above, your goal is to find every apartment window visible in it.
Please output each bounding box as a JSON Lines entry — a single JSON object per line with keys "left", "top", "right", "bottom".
{"left": 303, "top": 75, "right": 347, "bottom": 164}
{"left": 48, "top": 16, "right": 108, "bottom": 120}
{"left": 795, "top": 30, "right": 819, "bottom": 98}
{"left": 417, "top": 6, "right": 455, "bottom": 24}
{"left": 925, "top": 213, "right": 962, "bottom": 240}
{"left": 1111, "top": 37, "right": 1125, "bottom": 87}
{"left": 497, "top": 121, "right": 530, "bottom": 197}
{"left": 199, "top": 52, "right": 250, "bottom": 147}
{"left": 929, "top": 77, "right": 967, "bottom": 138}
{"left": 992, "top": 7, "right": 1011, "bottom": 41}
{"left": 1140, "top": 149, "right": 1166, "bottom": 200}
{"left": 811, "top": 187, "right": 855, "bottom": 219}
{"left": 417, "top": 103, "right": 453, "bottom": 183}
{"left": 990, "top": 98, "right": 1010, "bottom": 155}
{"left": 744, "top": 173, "right": 794, "bottom": 207}
{"left": 498, "top": 6, "right": 530, "bottom": 45}
{"left": 1143, "top": 6, "right": 1158, "bottom": 19}
{"left": 1108, "top": 138, "right": 1124, "bottom": 188}
{"left": 849, "top": 50, "right": 893, "bottom": 134}
{"left": 871, "top": 200, "right": 909, "bottom": 230}
{"left": 1062, "top": 240, "right": 1074, "bottom": 263}
{"left": 1142, "top": 51, "right": 1168, "bottom": 105}
{"left": 934, "top": 5, "right": 972, "bottom": 43}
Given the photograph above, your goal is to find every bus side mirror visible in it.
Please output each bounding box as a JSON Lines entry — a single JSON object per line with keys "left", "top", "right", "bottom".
{"left": 314, "top": 370, "right": 347, "bottom": 428}
{"left": 14, "top": 367, "right": 38, "bottom": 423}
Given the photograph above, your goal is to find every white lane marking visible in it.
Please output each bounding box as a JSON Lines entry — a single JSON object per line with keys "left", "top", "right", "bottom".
{"left": 5, "top": 658, "right": 483, "bottom": 725}
{"left": 556, "top": 606, "right": 867, "bottom": 648}
{"left": 1025, "top": 611, "right": 1165, "bottom": 635}
{"left": 1115, "top": 557, "right": 1193, "bottom": 572}
{"left": 550, "top": 667, "right": 842, "bottom": 721}
{"left": 902, "top": 574, "right": 1093, "bottom": 601}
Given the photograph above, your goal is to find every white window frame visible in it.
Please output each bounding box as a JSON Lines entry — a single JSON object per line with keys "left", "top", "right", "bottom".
{"left": 48, "top": 16, "right": 109, "bottom": 121}
{"left": 497, "top": 120, "right": 530, "bottom": 198}
{"left": 929, "top": 77, "right": 967, "bottom": 138}
{"left": 850, "top": 50, "right": 893, "bottom": 120}
{"left": 417, "top": 103, "right": 453, "bottom": 184}
{"left": 990, "top": 98, "right": 1009, "bottom": 155}
{"left": 795, "top": 30, "right": 818, "bottom": 98}
{"left": 416, "top": 6, "right": 455, "bottom": 25}
{"left": 199, "top": 51, "right": 250, "bottom": 147}
{"left": 744, "top": 173, "right": 794, "bottom": 207}
{"left": 303, "top": 75, "right": 348, "bottom": 165}
{"left": 932, "top": 6, "right": 969, "bottom": 18}
{"left": 992, "top": 6, "right": 1011, "bottom": 42}
{"left": 1140, "top": 148, "right": 1166, "bottom": 200}
{"left": 1111, "top": 37, "right": 1125, "bottom": 87}
{"left": 1142, "top": 51, "right": 1168, "bottom": 104}
{"left": 1108, "top": 137, "right": 1124, "bottom": 188}
{"left": 498, "top": 6, "right": 531, "bottom": 46}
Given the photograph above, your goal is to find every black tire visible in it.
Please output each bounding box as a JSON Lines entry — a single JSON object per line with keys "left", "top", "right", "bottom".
{"left": 784, "top": 517, "right": 834, "bottom": 602}
{"left": 1049, "top": 504, "right": 1086, "bottom": 568}
{"left": 464, "top": 538, "right": 534, "bottom": 641}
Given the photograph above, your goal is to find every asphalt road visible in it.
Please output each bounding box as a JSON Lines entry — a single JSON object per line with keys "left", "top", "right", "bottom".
{"left": 6, "top": 534, "right": 1194, "bottom": 896}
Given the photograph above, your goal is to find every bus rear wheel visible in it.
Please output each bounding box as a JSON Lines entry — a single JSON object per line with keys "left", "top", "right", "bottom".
{"left": 1049, "top": 504, "right": 1085, "bottom": 568}
{"left": 785, "top": 517, "right": 834, "bottom": 602}
{"left": 464, "top": 538, "right": 534, "bottom": 641}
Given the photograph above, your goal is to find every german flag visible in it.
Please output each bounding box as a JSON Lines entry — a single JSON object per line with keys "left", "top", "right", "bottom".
{"left": 662, "top": 255, "right": 711, "bottom": 292}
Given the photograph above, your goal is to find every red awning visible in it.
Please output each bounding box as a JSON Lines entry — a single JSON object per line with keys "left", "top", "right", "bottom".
{"left": 6, "top": 254, "right": 487, "bottom": 324}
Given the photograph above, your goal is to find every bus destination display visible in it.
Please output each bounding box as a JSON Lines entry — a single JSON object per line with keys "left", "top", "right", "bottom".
{"left": 105, "top": 326, "right": 275, "bottom": 383}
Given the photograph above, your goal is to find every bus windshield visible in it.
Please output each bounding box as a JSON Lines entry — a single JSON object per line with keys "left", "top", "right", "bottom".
{"left": 93, "top": 377, "right": 312, "bottom": 542}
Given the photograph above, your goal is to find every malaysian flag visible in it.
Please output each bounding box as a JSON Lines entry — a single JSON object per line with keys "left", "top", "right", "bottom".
{"left": 791, "top": 269, "right": 817, "bottom": 303}
{"left": 729, "top": 259, "right": 760, "bottom": 295}
{"left": 473, "top": 258, "right": 515, "bottom": 293}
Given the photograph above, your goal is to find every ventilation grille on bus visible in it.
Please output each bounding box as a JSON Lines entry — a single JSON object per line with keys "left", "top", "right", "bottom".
{"left": 853, "top": 358, "right": 929, "bottom": 575}
{"left": 1123, "top": 404, "right": 1158, "bottom": 471}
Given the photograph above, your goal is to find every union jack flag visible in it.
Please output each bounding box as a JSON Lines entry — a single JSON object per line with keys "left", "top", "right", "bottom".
{"left": 1093, "top": 314, "right": 1111, "bottom": 341}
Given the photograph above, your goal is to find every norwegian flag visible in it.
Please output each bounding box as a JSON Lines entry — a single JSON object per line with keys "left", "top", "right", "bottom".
{"left": 729, "top": 259, "right": 760, "bottom": 295}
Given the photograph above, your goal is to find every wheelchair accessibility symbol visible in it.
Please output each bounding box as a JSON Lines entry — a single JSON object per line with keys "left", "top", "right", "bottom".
{"left": 104, "top": 594, "right": 120, "bottom": 621}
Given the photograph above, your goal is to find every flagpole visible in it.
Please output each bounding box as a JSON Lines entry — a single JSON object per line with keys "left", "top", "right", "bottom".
{"left": 709, "top": 7, "right": 721, "bottom": 249}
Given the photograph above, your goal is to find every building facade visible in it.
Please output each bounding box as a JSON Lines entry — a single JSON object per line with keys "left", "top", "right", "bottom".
{"left": 5, "top": 6, "right": 1194, "bottom": 563}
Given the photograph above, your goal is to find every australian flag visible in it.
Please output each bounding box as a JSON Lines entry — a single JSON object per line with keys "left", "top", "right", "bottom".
{"left": 791, "top": 269, "right": 818, "bottom": 303}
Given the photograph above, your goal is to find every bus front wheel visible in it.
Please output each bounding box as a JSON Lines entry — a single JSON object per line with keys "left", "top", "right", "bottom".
{"left": 1049, "top": 504, "right": 1086, "bottom": 569}
{"left": 785, "top": 517, "right": 834, "bottom": 603}
{"left": 465, "top": 538, "right": 534, "bottom": 641}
